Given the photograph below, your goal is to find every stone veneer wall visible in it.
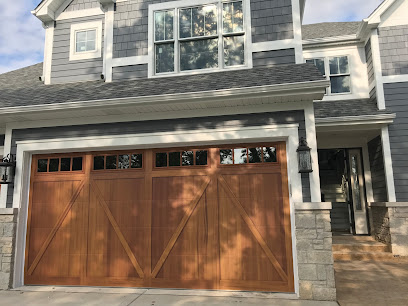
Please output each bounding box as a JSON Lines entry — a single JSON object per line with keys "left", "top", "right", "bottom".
{"left": 0, "top": 208, "right": 17, "bottom": 290}
{"left": 369, "top": 203, "right": 408, "bottom": 257}
{"left": 369, "top": 206, "right": 391, "bottom": 246}
{"left": 295, "top": 203, "right": 336, "bottom": 301}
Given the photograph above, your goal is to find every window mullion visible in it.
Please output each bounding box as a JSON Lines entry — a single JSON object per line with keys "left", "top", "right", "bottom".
{"left": 218, "top": 1, "right": 223, "bottom": 69}
{"left": 175, "top": 8, "right": 179, "bottom": 73}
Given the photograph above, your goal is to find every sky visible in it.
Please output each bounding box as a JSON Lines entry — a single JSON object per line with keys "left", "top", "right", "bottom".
{"left": 0, "top": 0, "right": 385, "bottom": 74}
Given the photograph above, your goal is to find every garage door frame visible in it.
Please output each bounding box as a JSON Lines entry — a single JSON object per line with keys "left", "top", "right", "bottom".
{"left": 11, "top": 123, "right": 303, "bottom": 295}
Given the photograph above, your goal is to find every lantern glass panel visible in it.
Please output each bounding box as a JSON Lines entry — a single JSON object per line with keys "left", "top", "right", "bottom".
{"left": 298, "top": 150, "right": 312, "bottom": 172}
{"left": 0, "top": 166, "right": 7, "bottom": 183}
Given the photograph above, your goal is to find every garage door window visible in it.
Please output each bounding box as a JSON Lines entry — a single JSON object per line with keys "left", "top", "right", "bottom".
{"left": 93, "top": 153, "right": 143, "bottom": 170}
{"left": 155, "top": 149, "right": 208, "bottom": 168}
{"left": 220, "top": 146, "right": 277, "bottom": 165}
{"left": 37, "top": 156, "right": 83, "bottom": 172}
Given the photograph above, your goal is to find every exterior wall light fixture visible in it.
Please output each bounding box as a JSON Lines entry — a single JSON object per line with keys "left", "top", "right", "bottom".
{"left": 0, "top": 154, "right": 16, "bottom": 185}
{"left": 297, "top": 137, "right": 313, "bottom": 173}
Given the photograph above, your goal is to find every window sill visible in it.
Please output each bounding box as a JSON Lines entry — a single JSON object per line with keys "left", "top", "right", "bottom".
{"left": 151, "top": 64, "right": 250, "bottom": 78}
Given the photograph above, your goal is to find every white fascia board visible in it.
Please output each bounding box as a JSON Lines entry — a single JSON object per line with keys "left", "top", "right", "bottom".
{"left": 0, "top": 80, "right": 329, "bottom": 116}
{"left": 315, "top": 114, "right": 396, "bottom": 127}
{"left": 302, "top": 35, "right": 362, "bottom": 49}
{"left": 366, "top": 0, "right": 396, "bottom": 25}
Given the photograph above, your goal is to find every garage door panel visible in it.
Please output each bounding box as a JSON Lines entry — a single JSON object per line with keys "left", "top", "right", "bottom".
{"left": 26, "top": 144, "right": 293, "bottom": 292}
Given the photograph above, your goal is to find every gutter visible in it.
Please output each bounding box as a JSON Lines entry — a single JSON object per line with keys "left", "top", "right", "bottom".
{"left": 0, "top": 80, "right": 329, "bottom": 116}
{"left": 316, "top": 113, "right": 396, "bottom": 126}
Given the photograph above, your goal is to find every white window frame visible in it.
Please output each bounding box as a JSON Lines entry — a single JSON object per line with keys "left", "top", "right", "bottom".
{"left": 148, "top": 0, "right": 252, "bottom": 78}
{"left": 305, "top": 55, "right": 352, "bottom": 96}
{"left": 69, "top": 21, "right": 103, "bottom": 61}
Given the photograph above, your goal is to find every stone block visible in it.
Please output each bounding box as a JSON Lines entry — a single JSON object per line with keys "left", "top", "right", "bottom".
{"left": 391, "top": 234, "right": 408, "bottom": 257}
{"left": 316, "top": 265, "right": 326, "bottom": 280}
{"left": 307, "top": 251, "right": 333, "bottom": 264}
{"left": 295, "top": 214, "right": 316, "bottom": 229}
{"left": 0, "top": 271, "right": 11, "bottom": 290}
{"left": 389, "top": 218, "right": 408, "bottom": 235}
{"left": 296, "top": 229, "right": 317, "bottom": 239}
{"left": 326, "top": 265, "right": 335, "bottom": 282}
{"left": 2, "top": 256, "right": 11, "bottom": 263}
{"left": 323, "top": 237, "right": 332, "bottom": 250}
{"left": 312, "top": 287, "right": 337, "bottom": 301}
{"left": 2, "top": 247, "right": 13, "bottom": 254}
{"left": 299, "top": 281, "right": 313, "bottom": 300}
{"left": 1, "top": 263, "right": 10, "bottom": 273}
{"left": 298, "top": 264, "right": 317, "bottom": 280}
{"left": 296, "top": 240, "right": 314, "bottom": 251}
{"left": 313, "top": 244, "right": 324, "bottom": 250}
{"left": 297, "top": 251, "right": 308, "bottom": 263}
{"left": 2, "top": 223, "right": 15, "bottom": 237}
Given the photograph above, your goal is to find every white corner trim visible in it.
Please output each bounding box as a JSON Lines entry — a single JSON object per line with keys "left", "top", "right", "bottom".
{"left": 69, "top": 20, "right": 103, "bottom": 61}
{"left": 0, "top": 128, "right": 12, "bottom": 208}
{"left": 56, "top": 7, "right": 104, "bottom": 21}
{"left": 112, "top": 56, "right": 149, "bottom": 68}
{"left": 12, "top": 123, "right": 303, "bottom": 294}
{"left": 43, "top": 22, "right": 54, "bottom": 85}
{"left": 381, "top": 126, "right": 397, "bottom": 202}
{"left": 383, "top": 74, "right": 408, "bottom": 83}
{"left": 291, "top": 0, "right": 304, "bottom": 63}
{"left": 304, "top": 103, "right": 321, "bottom": 202}
{"left": 103, "top": 4, "right": 114, "bottom": 81}
{"left": 294, "top": 202, "right": 332, "bottom": 210}
{"left": 251, "top": 39, "right": 297, "bottom": 53}
{"left": 370, "top": 29, "right": 386, "bottom": 110}
{"left": 362, "top": 143, "right": 374, "bottom": 204}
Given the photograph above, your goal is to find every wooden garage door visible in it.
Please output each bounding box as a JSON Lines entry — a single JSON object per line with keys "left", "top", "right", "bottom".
{"left": 25, "top": 143, "right": 294, "bottom": 292}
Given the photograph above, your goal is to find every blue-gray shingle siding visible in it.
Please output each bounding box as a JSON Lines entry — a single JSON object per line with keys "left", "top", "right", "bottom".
{"left": 6, "top": 111, "right": 311, "bottom": 207}
{"left": 384, "top": 82, "right": 408, "bottom": 202}
{"left": 112, "top": 64, "right": 148, "bottom": 81}
{"left": 365, "top": 39, "right": 375, "bottom": 85}
{"left": 51, "top": 16, "right": 104, "bottom": 84}
{"left": 368, "top": 136, "right": 387, "bottom": 202}
{"left": 252, "top": 49, "right": 295, "bottom": 67}
{"left": 378, "top": 25, "right": 408, "bottom": 76}
{"left": 64, "top": 0, "right": 100, "bottom": 12}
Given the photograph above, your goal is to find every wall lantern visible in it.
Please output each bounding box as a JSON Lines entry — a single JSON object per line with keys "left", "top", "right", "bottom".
{"left": 297, "top": 137, "right": 313, "bottom": 173}
{"left": 0, "top": 154, "right": 16, "bottom": 185}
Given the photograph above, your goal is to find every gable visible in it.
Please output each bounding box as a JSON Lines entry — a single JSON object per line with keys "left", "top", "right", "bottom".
{"left": 64, "top": 0, "right": 101, "bottom": 12}
{"left": 380, "top": 0, "right": 408, "bottom": 27}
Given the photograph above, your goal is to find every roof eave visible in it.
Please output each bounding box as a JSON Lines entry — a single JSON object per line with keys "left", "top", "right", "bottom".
{"left": 0, "top": 80, "right": 329, "bottom": 117}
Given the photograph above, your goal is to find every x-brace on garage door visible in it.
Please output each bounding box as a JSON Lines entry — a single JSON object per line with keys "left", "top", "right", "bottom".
{"left": 25, "top": 143, "right": 294, "bottom": 292}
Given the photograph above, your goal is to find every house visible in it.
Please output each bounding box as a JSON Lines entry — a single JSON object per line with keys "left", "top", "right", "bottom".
{"left": 0, "top": 0, "right": 407, "bottom": 302}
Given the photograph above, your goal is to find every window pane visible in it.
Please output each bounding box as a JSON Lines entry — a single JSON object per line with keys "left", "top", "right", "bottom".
{"left": 155, "top": 11, "right": 174, "bottom": 41}
{"left": 38, "top": 159, "right": 48, "bottom": 172}
{"left": 106, "top": 155, "right": 117, "bottom": 169}
{"left": 329, "top": 57, "right": 338, "bottom": 74}
{"left": 182, "top": 151, "right": 194, "bottom": 166}
{"left": 339, "top": 56, "right": 349, "bottom": 74}
{"left": 220, "top": 149, "right": 233, "bottom": 164}
{"left": 76, "top": 31, "right": 86, "bottom": 42}
{"left": 179, "top": 8, "right": 192, "bottom": 38}
{"left": 156, "top": 153, "right": 167, "bottom": 167}
{"left": 196, "top": 150, "right": 208, "bottom": 165}
{"left": 87, "top": 30, "right": 96, "bottom": 41}
{"left": 169, "top": 152, "right": 181, "bottom": 166}
{"left": 248, "top": 147, "right": 262, "bottom": 163}
{"left": 204, "top": 5, "right": 217, "bottom": 36}
{"left": 307, "top": 58, "right": 325, "bottom": 76}
{"left": 155, "top": 11, "right": 165, "bottom": 41}
{"left": 180, "top": 38, "right": 218, "bottom": 71}
{"left": 49, "top": 158, "right": 59, "bottom": 172}
{"left": 131, "top": 154, "right": 143, "bottom": 168}
{"left": 330, "top": 75, "right": 351, "bottom": 93}
{"left": 263, "top": 147, "right": 277, "bottom": 163}
{"left": 155, "top": 43, "right": 174, "bottom": 73}
{"left": 60, "top": 158, "right": 71, "bottom": 171}
{"left": 192, "top": 7, "right": 204, "bottom": 37}
{"left": 165, "top": 11, "right": 174, "bottom": 40}
{"left": 118, "top": 154, "right": 130, "bottom": 169}
{"left": 224, "top": 35, "right": 244, "bottom": 66}
{"left": 94, "top": 156, "right": 104, "bottom": 170}
{"left": 76, "top": 42, "right": 86, "bottom": 52}
{"left": 223, "top": 1, "right": 243, "bottom": 33}
{"left": 234, "top": 148, "right": 247, "bottom": 164}
{"left": 72, "top": 157, "right": 83, "bottom": 171}
{"left": 86, "top": 40, "right": 96, "bottom": 51}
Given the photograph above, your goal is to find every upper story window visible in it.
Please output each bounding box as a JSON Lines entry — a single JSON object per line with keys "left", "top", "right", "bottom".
{"left": 153, "top": 0, "right": 248, "bottom": 76}
{"left": 306, "top": 56, "right": 351, "bottom": 95}
{"left": 69, "top": 21, "right": 103, "bottom": 61}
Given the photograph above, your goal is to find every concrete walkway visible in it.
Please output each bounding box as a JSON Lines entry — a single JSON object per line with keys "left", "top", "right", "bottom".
{"left": 335, "top": 261, "right": 408, "bottom": 306}
{"left": 0, "top": 287, "right": 338, "bottom": 306}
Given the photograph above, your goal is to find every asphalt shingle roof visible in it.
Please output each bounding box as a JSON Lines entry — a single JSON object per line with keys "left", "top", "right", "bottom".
{"left": 0, "top": 63, "right": 325, "bottom": 109}
{"left": 314, "top": 99, "right": 391, "bottom": 119}
{"left": 302, "top": 22, "right": 361, "bottom": 40}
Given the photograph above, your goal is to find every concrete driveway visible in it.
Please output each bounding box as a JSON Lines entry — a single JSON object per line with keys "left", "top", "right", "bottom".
{"left": 0, "top": 287, "right": 338, "bottom": 306}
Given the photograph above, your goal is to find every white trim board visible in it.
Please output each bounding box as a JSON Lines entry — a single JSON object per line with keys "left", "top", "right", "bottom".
{"left": 12, "top": 123, "right": 303, "bottom": 298}
{"left": 383, "top": 75, "right": 408, "bottom": 83}
{"left": 56, "top": 7, "right": 104, "bottom": 21}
